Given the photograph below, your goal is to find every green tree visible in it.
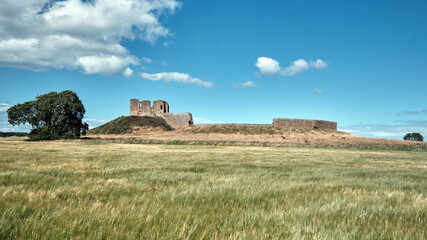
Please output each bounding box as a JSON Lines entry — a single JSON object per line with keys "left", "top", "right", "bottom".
{"left": 403, "top": 132, "right": 424, "bottom": 142}
{"left": 7, "top": 90, "right": 88, "bottom": 140}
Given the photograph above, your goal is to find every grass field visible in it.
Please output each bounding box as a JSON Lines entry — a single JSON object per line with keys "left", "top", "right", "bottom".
{"left": 1, "top": 139, "right": 426, "bottom": 239}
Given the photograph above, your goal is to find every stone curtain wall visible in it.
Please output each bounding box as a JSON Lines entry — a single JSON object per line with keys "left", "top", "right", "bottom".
{"left": 162, "top": 113, "right": 193, "bottom": 129}
{"left": 130, "top": 99, "right": 193, "bottom": 129}
{"left": 273, "top": 118, "right": 337, "bottom": 130}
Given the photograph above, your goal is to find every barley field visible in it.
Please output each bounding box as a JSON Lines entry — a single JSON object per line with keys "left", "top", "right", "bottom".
{"left": 0, "top": 139, "right": 426, "bottom": 239}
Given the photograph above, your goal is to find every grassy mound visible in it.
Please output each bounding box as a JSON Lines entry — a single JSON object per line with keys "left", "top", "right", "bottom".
{"left": 88, "top": 116, "right": 173, "bottom": 134}
{"left": 183, "top": 124, "right": 341, "bottom": 135}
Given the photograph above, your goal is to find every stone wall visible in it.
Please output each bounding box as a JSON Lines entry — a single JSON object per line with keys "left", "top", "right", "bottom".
{"left": 162, "top": 113, "right": 193, "bottom": 129}
{"left": 273, "top": 118, "right": 337, "bottom": 130}
{"left": 130, "top": 99, "right": 193, "bottom": 129}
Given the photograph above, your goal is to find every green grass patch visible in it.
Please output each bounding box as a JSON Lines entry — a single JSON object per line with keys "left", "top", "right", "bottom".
{"left": 185, "top": 124, "right": 338, "bottom": 135}
{"left": 88, "top": 116, "right": 174, "bottom": 134}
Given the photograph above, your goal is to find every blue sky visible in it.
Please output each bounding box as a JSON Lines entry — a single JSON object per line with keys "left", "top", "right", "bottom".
{"left": 1, "top": 0, "right": 426, "bottom": 139}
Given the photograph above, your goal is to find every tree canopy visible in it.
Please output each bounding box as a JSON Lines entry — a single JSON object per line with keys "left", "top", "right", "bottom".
{"left": 403, "top": 132, "right": 424, "bottom": 142}
{"left": 7, "top": 90, "right": 88, "bottom": 140}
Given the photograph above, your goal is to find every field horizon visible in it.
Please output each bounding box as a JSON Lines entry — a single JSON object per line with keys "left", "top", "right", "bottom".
{"left": 87, "top": 122, "right": 427, "bottom": 151}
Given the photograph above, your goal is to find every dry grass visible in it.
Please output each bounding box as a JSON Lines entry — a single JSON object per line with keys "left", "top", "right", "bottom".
{"left": 86, "top": 124, "right": 427, "bottom": 151}
{"left": 1, "top": 139, "right": 426, "bottom": 239}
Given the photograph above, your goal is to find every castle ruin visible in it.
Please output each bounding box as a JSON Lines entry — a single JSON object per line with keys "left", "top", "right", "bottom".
{"left": 130, "top": 99, "right": 337, "bottom": 131}
{"left": 130, "top": 99, "right": 193, "bottom": 129}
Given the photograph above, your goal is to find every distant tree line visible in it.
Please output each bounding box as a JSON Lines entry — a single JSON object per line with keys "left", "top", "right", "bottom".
{"left": 0, "top": 132, "right": 29, "bottom": 137}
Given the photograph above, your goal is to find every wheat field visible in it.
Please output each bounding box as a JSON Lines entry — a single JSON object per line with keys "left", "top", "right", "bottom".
{"left": 0, "top": 139, "right": 426, "bottom": 239}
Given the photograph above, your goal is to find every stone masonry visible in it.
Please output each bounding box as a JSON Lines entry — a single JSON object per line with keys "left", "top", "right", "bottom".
{"left": 273, "top": 118, "right": 337, "bottom": 130}
{"left": 130, "top": 99, "right": 193, "bottom": 129}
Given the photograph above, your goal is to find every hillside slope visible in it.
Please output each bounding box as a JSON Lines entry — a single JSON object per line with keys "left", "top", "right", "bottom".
{"left": 181, "top": 124, "right": 341, "bottom": 135}
{"left": 86, "top": 123, "right": 426, "bottom": 149}
{"left": 88, "top": 116, "right": 173, "bottom": 134}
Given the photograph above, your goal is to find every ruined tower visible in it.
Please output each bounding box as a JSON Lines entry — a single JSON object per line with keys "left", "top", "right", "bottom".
{"left": 130, "top": 99, "right": 193, "bottom": 129}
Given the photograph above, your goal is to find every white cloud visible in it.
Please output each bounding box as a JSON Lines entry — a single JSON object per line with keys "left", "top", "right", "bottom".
{"left": 310, "top": 59, "right": 328, "bottom": 69}
{"left": 123, "top": 67, "right": 133, "bottom": 78}
{"left": 0, "top": 103, "right": 11, "bottom": 112}
{"left": 0, "top": 103, "right": 31, "bottom": 132}
{"left": 402, "top": 110, "right": 419, "bottom": 115}
{"left": 140, "top": 72, "right": 214, "bottom": 87}
{"left": 0, "top": 0, "right": 181, "bottom": 76}
{"left": 369, "top": 132, "right": 402, "bottom": 137}
{"left": 314, "top": 88, "right": 323, "bottom": 95}
{"left": 340, "top": 121, "right": 427, "bottom": 140}
{"left": 163, "top": 41, "right": 172, "bottom": 47}
{"left": 255, "top": 57, "right": 281, "bottom": 75}
{"left": 193, "top": 118, "right": 223, "bottom": 125}
{"left": 158, "top": 60, "right": 169, "bottom": 66}
{"left": 0, "top": 125, "right": 31, "bottom": 133}
{"left": 234, "top": 81, "right": 257, "bottom": 88}
{"left": 77, "top": 55, "right": 138, "bottom": 75}
{"left": 280, "top": 59, "right": 309, "bottom": 76}
{"left": 84, "top": 118, "right": 108, "bottom": 129}
{"left": 142, "top": 57, "right": 153, "bottom": 64}
{"left": 140, "top": 58, "right": 167, "bottom": 70}
{"left": 255, "top": 57, "right": 328, "bottom": 77}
